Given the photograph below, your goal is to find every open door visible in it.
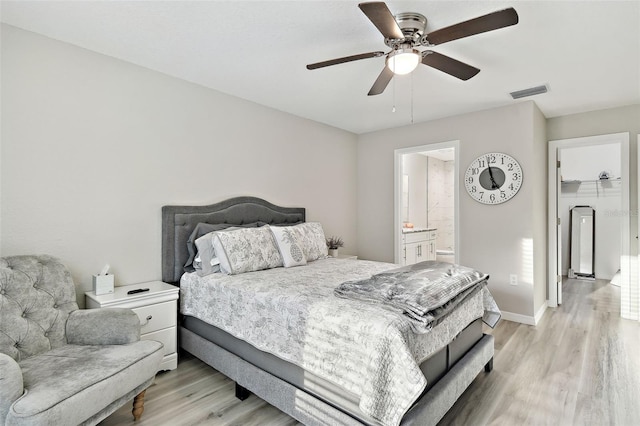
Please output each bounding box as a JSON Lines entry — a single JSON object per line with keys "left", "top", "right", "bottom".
{"left": 555, "top": 148, "right": 563, "bottom": 304}
{"left": 547, "top": 144, "right": 563, "bottom": 306}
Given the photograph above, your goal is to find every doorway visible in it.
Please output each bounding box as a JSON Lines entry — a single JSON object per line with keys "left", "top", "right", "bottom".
{"left": 547, "top": 132, "right": 630, "bottom": 312}
{"left": 394, "top": 141, "right": 459, "bottom": 265}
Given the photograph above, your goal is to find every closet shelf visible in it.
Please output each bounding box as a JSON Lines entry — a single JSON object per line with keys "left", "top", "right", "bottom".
{"left": 561, "top": 178, "right": 621, "bottom": 184}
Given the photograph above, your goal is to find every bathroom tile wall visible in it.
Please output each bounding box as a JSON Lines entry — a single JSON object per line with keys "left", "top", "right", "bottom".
{"left": 428, "top": 157, "right": 455, "bottom": 252}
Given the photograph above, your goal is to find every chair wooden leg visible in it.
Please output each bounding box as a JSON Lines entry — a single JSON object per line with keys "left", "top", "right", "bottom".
{"left": 132, "top": 390, "right": 146, "bottom": 421}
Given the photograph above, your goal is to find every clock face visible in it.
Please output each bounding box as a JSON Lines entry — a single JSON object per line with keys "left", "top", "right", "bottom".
{"left": 465, "top": 152, "right": 522, "bottom": 204}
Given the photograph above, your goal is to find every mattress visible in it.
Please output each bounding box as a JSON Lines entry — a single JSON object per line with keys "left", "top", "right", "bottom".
{"left": 179, "top": 258, "right": 490, "bottom": 425}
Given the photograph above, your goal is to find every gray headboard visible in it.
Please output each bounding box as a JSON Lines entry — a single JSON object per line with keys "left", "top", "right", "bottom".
{"left": 161, "top": 196, "right": 305, "bottom": 284}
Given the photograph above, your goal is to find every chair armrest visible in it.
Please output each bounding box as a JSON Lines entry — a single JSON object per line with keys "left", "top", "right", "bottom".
{"left": 0, "top": 353, "right": 23, "bottom": 424}
{"left": 66, "top": 308, "right": 140, "bottom": 345}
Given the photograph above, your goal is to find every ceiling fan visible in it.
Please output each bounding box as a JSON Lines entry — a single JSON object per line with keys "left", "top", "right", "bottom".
{"left": 306, "top": 2, "right": 519, "bottom": 96}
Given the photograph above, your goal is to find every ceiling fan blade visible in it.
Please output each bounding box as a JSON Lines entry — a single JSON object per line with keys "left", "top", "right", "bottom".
{"left": 425, "top": 7, "right": 518, "bottom": 46}
{"left": 358, "top": 2, "right": 404, "bottom": 40}
{"left": 421, "top": 51, "right": 480, "bottom": 81}
{"left": 368, "top": 66, "right": 394, "bottom": 96}
{"left": 307, "top": 51, "right": 385, "bottom": 70}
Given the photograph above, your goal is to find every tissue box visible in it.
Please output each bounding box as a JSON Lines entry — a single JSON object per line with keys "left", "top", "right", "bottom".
{"left": 93, "top": 274, "right": 114, "bottom": 295}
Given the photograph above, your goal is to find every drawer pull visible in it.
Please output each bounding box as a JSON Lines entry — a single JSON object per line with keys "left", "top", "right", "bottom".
{"left": 141, "top": 315, "right": 152, "bottom": 326}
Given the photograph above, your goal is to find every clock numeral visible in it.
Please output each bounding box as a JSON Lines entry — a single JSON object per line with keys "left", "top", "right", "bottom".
{"left": 490, "top": 193, "right": 496, "bottom": 202}
{"left": 477, "top": 160, "right": 486, "bottom": 168}
{"left": 513, "top": 173, "right": 520, "bottom": 180}
{"left": 488, "top": 155, "right": 496, "bottom": 164}
{"left": 509, "top": 183, "right": 515, "bottom": 191}
{"left": 471, "top": 167, "right": 479, "bottom": 176}
{"left": 467, "top": 177, "right": 474, "bottom": 184}
{"left": 507, "top": 163, "right": 514, "bottom": 171}
{"left": 470, "top": 186, "right": 477, "bottom": 193}
{"left": 479, "top": 192, "right": 484, "bottom": 199}
{"left": 501, "top": 191, "right": 506, "bottom": 198}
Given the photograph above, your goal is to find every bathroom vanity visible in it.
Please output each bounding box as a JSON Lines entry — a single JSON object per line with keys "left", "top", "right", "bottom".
{"left": 402, "top": 228, "right": 437, "bottom": 265}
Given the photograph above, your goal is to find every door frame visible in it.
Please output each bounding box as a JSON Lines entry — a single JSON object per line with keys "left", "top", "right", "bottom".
{"left": 547, "top": 132, "right": 630, "bottom": 308}
{"left": 394, "top": 140, "right": 460, "bottom": 264}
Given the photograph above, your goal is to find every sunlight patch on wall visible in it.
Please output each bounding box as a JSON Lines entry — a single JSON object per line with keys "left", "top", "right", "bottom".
{"left": 621, "top": 254, "right": 639, "bottom": 320}
{"left": 520, "top": 238, "right": 534, "bottom": 286}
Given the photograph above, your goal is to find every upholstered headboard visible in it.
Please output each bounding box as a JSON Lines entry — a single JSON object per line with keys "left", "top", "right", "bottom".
{"left": 161, "top": 196, "right": 305, "bottom": 284}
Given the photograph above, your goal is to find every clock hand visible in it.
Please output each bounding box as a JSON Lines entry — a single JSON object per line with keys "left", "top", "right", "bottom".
{"left": 486, "top": 157, "right": 500, "bottom": 189}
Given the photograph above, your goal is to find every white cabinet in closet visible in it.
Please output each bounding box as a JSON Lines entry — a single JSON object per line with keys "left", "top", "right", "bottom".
{"left": 402, "top": 230, "right": 437, "bottom": 265}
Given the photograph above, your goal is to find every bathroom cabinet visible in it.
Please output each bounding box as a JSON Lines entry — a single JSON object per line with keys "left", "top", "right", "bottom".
{"left": 402, "top": 229, "right": 437, "bottom": 265}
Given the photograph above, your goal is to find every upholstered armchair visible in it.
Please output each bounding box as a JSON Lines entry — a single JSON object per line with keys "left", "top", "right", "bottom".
{"left": 0, "top": 255, "right": 164, "bottom": 425}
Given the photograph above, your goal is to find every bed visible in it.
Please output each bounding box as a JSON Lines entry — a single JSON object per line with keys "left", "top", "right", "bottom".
{"left": 161, "top": 196, "right": 496, "bottom": 426}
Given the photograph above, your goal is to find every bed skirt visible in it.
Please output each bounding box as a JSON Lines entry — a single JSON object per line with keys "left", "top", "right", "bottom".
{"left": 179, "top": 326, "right": 494, "bottom": 426}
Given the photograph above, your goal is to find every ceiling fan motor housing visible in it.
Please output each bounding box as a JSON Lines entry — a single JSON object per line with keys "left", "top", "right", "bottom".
{"left": 384, "top": 12, "right": 427, "bottom": 47}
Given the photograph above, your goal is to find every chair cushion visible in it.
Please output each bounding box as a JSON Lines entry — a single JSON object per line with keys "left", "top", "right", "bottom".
{"left": 7, "top": 340, "right": 163, "bottom": 425}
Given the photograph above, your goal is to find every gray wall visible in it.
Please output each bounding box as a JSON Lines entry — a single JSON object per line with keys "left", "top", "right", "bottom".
{"left": 1, "top": 24, "right": 359, "bottom": 306}
{"left": 532, "top": 104, "right": 548, "bottom": 319}
{"left": 357, "top": 101, "right": 548, "bottom": 320}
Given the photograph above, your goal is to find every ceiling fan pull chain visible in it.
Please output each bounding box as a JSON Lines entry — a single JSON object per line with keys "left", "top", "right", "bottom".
{"left": 392, "top": 57, "right": 397, "bottom": 113}
{"left": 411, "top": 73, "right": 414, "bottom": 124}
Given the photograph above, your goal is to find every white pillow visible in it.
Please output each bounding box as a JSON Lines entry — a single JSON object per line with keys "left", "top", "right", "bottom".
{"left": 270, "top": 226, "right": 307, "bottom": 268}
{"left": 194, "top": 231, "right": 221, "bottom": 276}
{"left": 288, "top": 222, "right": 328, "bottom": 262}
{"left": 213, "top": 226, "right": 283, "bottom": 275}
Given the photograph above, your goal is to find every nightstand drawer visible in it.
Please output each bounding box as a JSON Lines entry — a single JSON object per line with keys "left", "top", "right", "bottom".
{"left": 142, "top": 327, "right": 176, "bottom": 356}
{"left": 133, "top": 301, "right": 177, "bottom": 335}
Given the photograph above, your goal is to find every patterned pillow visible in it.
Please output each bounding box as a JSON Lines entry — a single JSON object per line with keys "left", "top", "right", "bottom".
{"left": 289, "top": 222, "right": 328, "bottom": 262}
{"left": 270, "top": 226, "right": 307, "bottom": 268}
{"left": 212, "top": 226, "right": 283, "bottom": 275}
{"left": 194, "top": 227, "right": 245, "bottom": 276}
{"left": 185, "top": 222, "right": 263, "bottom": 271}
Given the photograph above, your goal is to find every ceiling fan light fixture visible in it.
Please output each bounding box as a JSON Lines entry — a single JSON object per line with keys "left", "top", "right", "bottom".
{"left": 387, "top": 48, "right": 420, "bottom": 75}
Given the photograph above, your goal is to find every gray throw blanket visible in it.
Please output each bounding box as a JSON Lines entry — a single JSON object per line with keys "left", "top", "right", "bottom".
{"left": 335, "top": 261, "right": 499, "bottom": 332}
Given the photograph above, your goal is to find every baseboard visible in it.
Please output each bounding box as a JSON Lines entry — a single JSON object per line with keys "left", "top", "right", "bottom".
{"left": 534, "top": 303, "right": 548, "bottom": 325}
{"left": 500, "top": 303, "right": 548, "bottom": 326}
{"left": 500, "top": 311, "right": 536, "bottom": 325}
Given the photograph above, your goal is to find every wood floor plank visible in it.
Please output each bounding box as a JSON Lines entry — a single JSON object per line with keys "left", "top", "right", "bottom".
{"left": 101, "top": 278, "right": 640, "bottom": 426}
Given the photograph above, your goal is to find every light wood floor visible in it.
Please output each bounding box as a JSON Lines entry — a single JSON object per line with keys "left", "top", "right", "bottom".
{"left": 101, "top": 278, "right": 640, "bottom": 426}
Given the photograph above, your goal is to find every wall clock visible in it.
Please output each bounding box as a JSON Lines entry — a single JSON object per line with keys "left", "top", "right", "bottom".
{"left": 464, "top": 152, "right": 522, "bottom": 204}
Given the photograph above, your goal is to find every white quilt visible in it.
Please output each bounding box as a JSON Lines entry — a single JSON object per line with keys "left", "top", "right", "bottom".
{"left": 180, "top": 258, "right": 490, "bottom": 426}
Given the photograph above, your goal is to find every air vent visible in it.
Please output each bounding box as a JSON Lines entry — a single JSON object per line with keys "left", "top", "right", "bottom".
{"left": 510, "top": 84, "right": 548, "bottom": 99}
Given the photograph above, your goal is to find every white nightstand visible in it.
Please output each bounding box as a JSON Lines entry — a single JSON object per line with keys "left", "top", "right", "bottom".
{"left": 85, "top": 281, "right": 179, "bottom": 372}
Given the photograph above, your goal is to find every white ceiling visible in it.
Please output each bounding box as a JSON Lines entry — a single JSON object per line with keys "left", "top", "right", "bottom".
{"left": 2, "top": 1, "right": 639, "bottom": 134}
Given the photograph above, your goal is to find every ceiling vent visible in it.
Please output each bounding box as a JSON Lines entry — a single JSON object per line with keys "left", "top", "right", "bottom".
{"left": 510, "top": 84, "right": 548, "bottom": 99}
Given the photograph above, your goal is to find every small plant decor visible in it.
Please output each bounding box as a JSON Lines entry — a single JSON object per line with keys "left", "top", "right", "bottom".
{"left": 326, "top": 236, "right": 344, "bottom": 250}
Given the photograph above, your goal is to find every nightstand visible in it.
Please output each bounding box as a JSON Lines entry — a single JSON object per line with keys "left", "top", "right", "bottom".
{"left": 85, "top": 281, "right": 179, "bottom": 372}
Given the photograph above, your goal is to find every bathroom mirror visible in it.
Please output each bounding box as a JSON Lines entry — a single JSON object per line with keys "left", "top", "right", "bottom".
{"left": 402, "top": 174, "right": 409, "bottom": 223}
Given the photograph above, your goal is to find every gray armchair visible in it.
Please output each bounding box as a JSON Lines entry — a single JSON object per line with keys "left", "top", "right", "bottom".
{"left": 0, "top": 255, "right": 164, "bottom": 425}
